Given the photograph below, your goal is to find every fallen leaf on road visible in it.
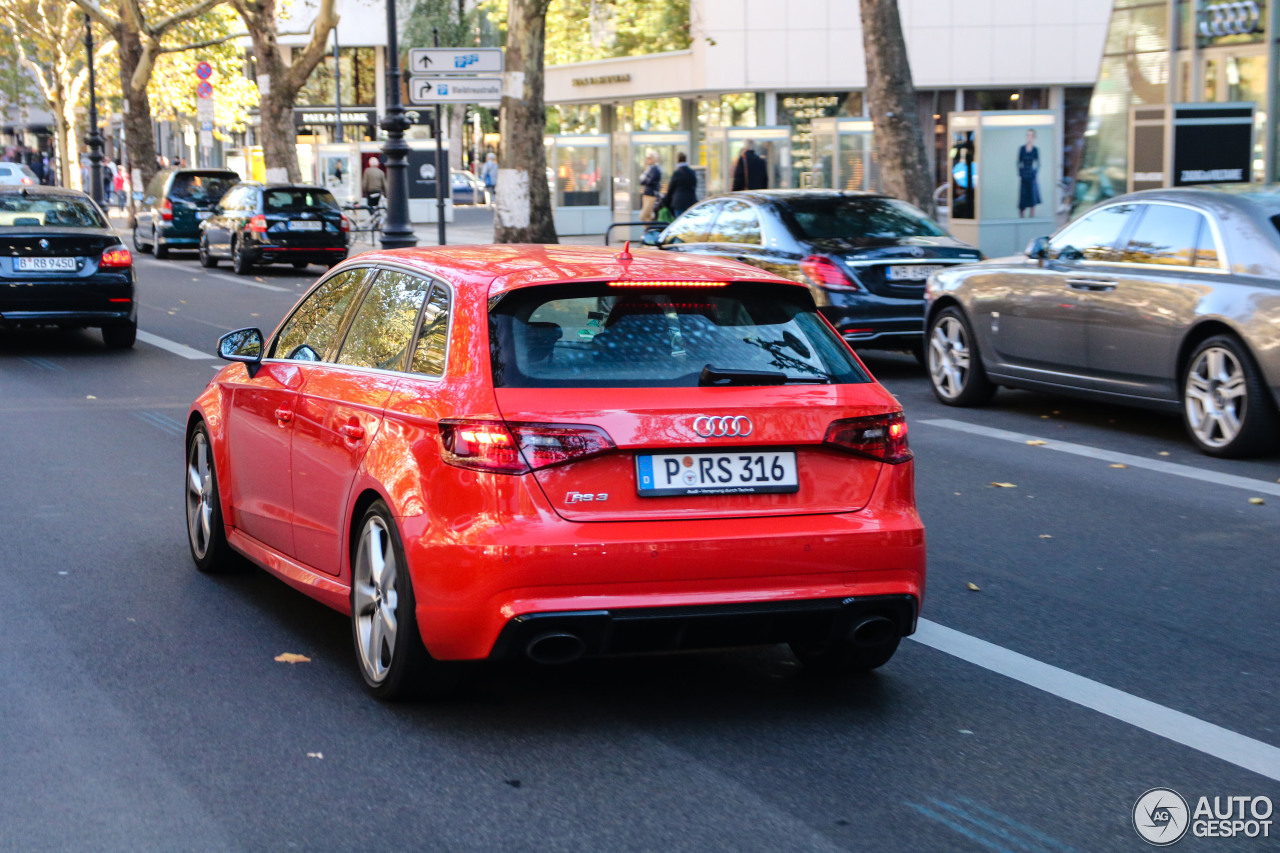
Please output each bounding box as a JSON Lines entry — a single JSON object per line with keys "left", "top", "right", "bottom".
{"left": 85, "top": 395, "right": 96, "bottom": 400}
{"left": 1026, "top": 440, "right": 1046, "bottom": 446}
{"left": 966, "top": 582, "right": 981, "bottom": 591}
{"left": 254, "top": 276, "right": 265, "bottom": 282}
{"left": 1039, "top": 534, "right": 1053, "bottom": 539}
{"left": 1249, "top": 497, "right": 1266, "bottom": 505}
{"left": 990, "top": 482, "right": 1017, "bottom": 488}
{"left": 1109, "top": 463, "right": 1128, "bottom": 469}
{"left": 1040, "top": 414, "right": 1051, "bottom": 419}
{"left": 307, "top": 752, "right": 323, "bottom": 759}
{"left": 1158, "top": 451, "right": 1170, "bottom": 456}
{"left": 274, "top": 653, "right": 311, "bottom": 664}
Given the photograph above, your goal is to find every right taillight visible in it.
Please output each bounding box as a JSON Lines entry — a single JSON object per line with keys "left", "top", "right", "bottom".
{"left": 800, "top": 255, "right": 859, "bottom": 291}
{"left": 439, "top": 419, "right": 615, "bottom": 474}
{"left": 823, "top": 412, "right": 912, "bottom": 463}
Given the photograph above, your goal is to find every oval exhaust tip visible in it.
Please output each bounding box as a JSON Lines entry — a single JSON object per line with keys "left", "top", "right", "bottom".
{"left": 850, "top": 616, "right": 898, "bottom": 648}
{"left": 526, "top": 632, "right": 587, "bottom": 665}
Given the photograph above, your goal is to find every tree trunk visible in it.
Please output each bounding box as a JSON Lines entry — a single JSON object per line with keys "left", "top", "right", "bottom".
{"left": 494, "top": 0, "right": 556, "bottom": 243}
{"left": 260, "top": 86, "right": 303, "bottom": 182}
{"left": 118, "top": 19, "right": 158, "bottom": 222}
{"left": 448, "top": 105, "right": 465, "bottom": 171}
{"left": 52, "top": 92, "right": 73, "bottom": 189}
{"left": 860, "top": 0, "right": 935, "bottom": 217}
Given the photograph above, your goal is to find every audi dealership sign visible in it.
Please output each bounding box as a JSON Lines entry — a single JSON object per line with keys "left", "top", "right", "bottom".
{"left": 1198, "top": 0, "right": 1263, "bottom": 38}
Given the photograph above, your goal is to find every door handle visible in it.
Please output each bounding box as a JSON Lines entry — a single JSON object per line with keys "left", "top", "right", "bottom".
{"left": 274, "top": 406, "right": 293, "bottom": 424}
{"left": 339, "top": 423, "right": 366, "bottom": 441}
{"left": 1065, "top": 278, "right": 1116, "bottom": 292}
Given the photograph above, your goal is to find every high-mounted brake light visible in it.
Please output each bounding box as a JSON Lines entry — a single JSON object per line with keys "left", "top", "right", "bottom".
{"left": 99, "top": 247, "right": 132, "bottom": 268}
{"left": 609, "top": 281, "right": 727, "bottom": 288}
{"left": 800, "top": 255, "right": 859, "bottom": 291}
{"left": 160, "top": 198, "right": 173, "bottom": 222}
{"left": 439, "top": 419, "right": 615, "bottom": 474}
{"left": 823, "top": 412, "right": 912, "bottom": 463}
{"left": 247, "top": 214, "right": 268, "bottom": 233}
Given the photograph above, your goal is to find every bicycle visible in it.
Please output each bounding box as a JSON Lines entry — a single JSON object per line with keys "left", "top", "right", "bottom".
{"left": 342, "top": 198, "right": 385, "bottom": 246}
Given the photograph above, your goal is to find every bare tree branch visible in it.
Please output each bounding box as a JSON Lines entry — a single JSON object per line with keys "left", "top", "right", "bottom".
{"left": 147, "top": 0, "right": 231, "bottom": 38}
{"left": 68, "top": 0, "right": 120, "bottom": 31}
{"left": 156, "top": 30, "right": 247, "bottom": 54}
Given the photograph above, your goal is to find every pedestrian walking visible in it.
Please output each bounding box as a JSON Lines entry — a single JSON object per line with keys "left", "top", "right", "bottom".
{"left": 731, "top": 139, "right": 768, "bottom": 191}
{"left": 658, "top": 152, "right": 697, "bottom": 220}
{"left": 480, "top": 152, "right": 498, "bottom": 204}
{"left": 362, "top": 155, "right": 386, "bottom": 208}
{"left": 639, "top": 150, "right": 662, "bottom": 222}
{"left": 113, "top": 168, "right": 127, "bottom": 212}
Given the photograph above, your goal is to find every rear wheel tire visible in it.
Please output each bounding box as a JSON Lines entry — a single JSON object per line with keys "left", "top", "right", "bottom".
{"left": 198, "top": 237, "right": 218, "bottom": 268}
{"left": 292, "top": 261, "right": 309, "bottom": 270}
{"left": 132, "top": 225, "right": 151, "bottom": 254}
{"left": 1182, "top": 334, "right": 1278, "bottom": 458}
{"left": 186, "top": 423, "right": 237, "bottom": 573}
{"left": 232, "top": 238, "right": 253, "bottom": 276}
{"left": 927, "top": 307, "right": 995, "bottom": 406}
{"left": 350, "top": 501, "right": 458, "bottom": 700}
{"left": 153, "top": 227, "right": 169, "bottom": 259}
{"left": 102, "top": 321, "right": 136, "bottom": 349}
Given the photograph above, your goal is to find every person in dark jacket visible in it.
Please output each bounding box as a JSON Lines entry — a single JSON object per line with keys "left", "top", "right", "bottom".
{"left": 731, "top": 139, "right": 768, "bottom": 191}
{"left": 639, "top": 150, "right": 662, "bottom": 222}
{"left": 659, "top": 152, "right": 697, "bottom": 219}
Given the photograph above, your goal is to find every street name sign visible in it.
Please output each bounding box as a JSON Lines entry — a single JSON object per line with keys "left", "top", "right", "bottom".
{"left": 408, "top": 76, "right": 502, "bottom": 105}
{"left": 407, "top": 48, "right": 504, "bottom": 75}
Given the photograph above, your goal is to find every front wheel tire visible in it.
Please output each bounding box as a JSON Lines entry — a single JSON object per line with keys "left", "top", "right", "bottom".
{"left": 153, "top": 228, "right": 169, "bottom": 260}
{"left": 350, "top": 502, "right": 458, "bottom": 700}
{"left": 927, "top": 307, "right": 996, "bottom": 406}
{"left": 133, "top": 225, "right": 151, "bottom": 254}
{"left": 186, "top": 423, "right": 236, "bottom": 573}
{"left": 1182, "top": 335, "right": 1278, "bottom": 458}
{"left": 199, "top": 237, "right": 218, "bottom": 268}
{"left": 232, "top": 238, "right": 253, "bottom": 276}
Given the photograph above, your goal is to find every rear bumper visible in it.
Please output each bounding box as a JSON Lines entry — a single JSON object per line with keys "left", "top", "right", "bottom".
{"left": 819, "top": 300, "right": 925, "bottom": 349}
{"left": 0, "top": 279, "right": 135, "bottom": 326}
{"left": 488, "top": 594, "right": 918, "bottom": 661}
{"left": 251, "top": 245, "right": 348, "bottom": 265}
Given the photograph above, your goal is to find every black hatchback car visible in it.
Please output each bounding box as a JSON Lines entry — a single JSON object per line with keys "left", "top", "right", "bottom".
{"left": 0, "top": 186, "right": 136, "bottom": 348}
{"left": 133, "top": 168, "right": 239, "bottom": 258}
{"left": 643, "top": 190, "right": 981, "bottom": 356}
{"left": 198, "top": 183, "right": 349, "bottom": 274}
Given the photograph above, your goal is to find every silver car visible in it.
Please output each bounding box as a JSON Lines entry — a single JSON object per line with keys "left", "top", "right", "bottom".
{"left": 924, "top": 187, "right": 1280, "bottom": 457}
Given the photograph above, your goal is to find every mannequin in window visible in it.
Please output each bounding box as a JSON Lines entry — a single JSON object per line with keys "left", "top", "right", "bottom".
{"left": 1018, "top": 129, "right": 1041, "bottom": 218}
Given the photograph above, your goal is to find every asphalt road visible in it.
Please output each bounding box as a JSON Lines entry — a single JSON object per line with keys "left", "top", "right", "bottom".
{"left": 1, "top": 246, "right": 1278, "bottom": 852}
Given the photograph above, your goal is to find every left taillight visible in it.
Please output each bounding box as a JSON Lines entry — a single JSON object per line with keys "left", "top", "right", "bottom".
{"left": 20, "top": 176, "right": 34, "bottom": 186}
{"left": 247, "top": 214, "right": 268, "bottom": 233}
{"left": 823, "top": 412, "right": 912, "bottom": 463}
{"left": 99, "top": 246, "right": 132, "bottom": 268}
{"left": 439, "top": 419, "right": 615, "bottom": 474}
{"left": 801, "top": 255, "right": 860, "bottom": 291}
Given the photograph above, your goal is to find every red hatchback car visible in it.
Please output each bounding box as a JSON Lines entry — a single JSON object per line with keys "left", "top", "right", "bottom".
{"left": 186, "top": 245, "right": 925, "bottom": 699}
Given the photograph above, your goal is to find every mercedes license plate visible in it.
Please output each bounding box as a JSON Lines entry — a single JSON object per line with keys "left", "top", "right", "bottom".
{"left": 16, "top": 256, "right": 76, "bottom": 272}
{"left": 636, "top": 450, "right": 798, "bottom": 497}
{"left": 886, "top": 264, "right": 943, "bottom": 281}
{"left": 289, "top": 220, "right": 322, "bottom": 230}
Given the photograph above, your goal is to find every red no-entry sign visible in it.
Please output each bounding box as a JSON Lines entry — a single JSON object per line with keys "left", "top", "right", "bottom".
{"left": 195, "top": 61, "right": 213, "bottom": 80}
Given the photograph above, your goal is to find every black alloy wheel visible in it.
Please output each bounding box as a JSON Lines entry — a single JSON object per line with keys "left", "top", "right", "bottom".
{"left": 231, "top": 237, "right": 253, "bottom": 276}
{"left": 153, "top": 226, "right": 168, "bottom": 259}
{"left": 198, "top": 235, "right": 218, "bottom": 268}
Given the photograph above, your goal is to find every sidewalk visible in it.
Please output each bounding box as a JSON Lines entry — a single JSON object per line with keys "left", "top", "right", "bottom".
{"left": 410, "top": 205, "right": 606, "bottom": 247}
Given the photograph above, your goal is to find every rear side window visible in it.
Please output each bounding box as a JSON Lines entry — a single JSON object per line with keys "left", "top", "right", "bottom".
{"left": 336, "top": 270, "right": 433, "bottom": 371}
{"left": 489, "top": 282, "right": 869, "bottom": 388}
{"left": 273, "top": 268, "right": 368, "bottom": 361}
{"left": 660, "top": 202, "right": 719, "bottom": 245}
{"left": 706, "top": 200, "right": 762, "bottom": 245}
{"left": 410, "top": 285, "right": 450, "bottom": 376}
{"left": 264, "top": 188, "right": 339, "bottom": 212}
{"left": 1120, "top": 204, "right": 1204, "bottom": 267}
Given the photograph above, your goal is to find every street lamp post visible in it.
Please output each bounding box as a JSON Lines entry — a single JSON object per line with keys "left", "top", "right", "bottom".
{"left": 83, "top": 14, "right": 105, "bottom": 206}
{"left": 379, "top": 0, "right": 417, "bottom": 249}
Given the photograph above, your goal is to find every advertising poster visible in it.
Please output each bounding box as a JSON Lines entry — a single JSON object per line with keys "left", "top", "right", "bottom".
{"left": 978, "top": 123, "right": 1056, "bottom": 222}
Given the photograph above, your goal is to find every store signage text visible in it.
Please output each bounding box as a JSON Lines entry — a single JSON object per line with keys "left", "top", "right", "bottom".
{"left": 572, "top": 74, "right": 632, "bottom": 87}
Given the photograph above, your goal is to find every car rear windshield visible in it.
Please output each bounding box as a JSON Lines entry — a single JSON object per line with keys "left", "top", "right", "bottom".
{"left": 264, "top": 187, "right": 340, "bottom": 212}
{"left": 0, "top": 194, "right": 105, "bottom": 228}
{"left": 777, "top": 196, "right": 946, "bottom": 242}
{"left": 489, "top": 282, "right": 869, "bottom": 388}
{"left": 170, "top": 172, "right": 238, "bottom": 204}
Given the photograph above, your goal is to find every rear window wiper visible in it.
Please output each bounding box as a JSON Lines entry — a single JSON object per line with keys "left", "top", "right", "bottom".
{"left": 698, "top": 365, "right": 788, "bottom": 386}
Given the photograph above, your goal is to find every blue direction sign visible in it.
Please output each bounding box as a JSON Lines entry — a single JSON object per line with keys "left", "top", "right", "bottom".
{"left": 407, "top": 48, "right": 504, "bottom": 75}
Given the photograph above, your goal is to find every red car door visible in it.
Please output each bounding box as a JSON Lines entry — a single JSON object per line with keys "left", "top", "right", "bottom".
{"left": 289, "top": 268, "right": 436, "bottom": 577}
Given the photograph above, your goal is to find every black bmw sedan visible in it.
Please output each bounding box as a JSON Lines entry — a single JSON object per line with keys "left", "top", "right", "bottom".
{"left": 643, "top": 190, "right": 981, "bottom": 357}
{"left": 0, "top": 186, "right": 136, "bottom": 348}
{"left": 199, "top": 182, "right": 349, "bottom": 275}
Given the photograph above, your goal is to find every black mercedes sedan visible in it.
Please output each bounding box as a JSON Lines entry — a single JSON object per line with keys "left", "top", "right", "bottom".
{"left": 198, "top": 182, "right": 349, "bottom": 275}
{"left": 0, "top": 186, "right": 136, "bottom": 348}
{"left": 643, "top": 190, "right": 981, "bottom": 356}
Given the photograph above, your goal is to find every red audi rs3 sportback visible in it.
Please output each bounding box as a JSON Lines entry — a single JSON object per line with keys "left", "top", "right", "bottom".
{"left": 186, "top": 245, "right": 925, "bottom": 699}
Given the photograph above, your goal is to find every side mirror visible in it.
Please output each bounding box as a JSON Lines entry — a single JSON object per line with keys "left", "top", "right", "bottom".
{"left": 642, "top": 229, "right": 662, "bottom": 247}
{"left": 1025, "top": 236, "right": 1050, "bottom": 261}
{"left": 219, "top": 327, "right": 264, "bottom": 376}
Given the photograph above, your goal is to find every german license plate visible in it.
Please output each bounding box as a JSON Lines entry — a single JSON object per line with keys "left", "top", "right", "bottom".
{"left": 636, "top": 450, "right": 798, "bottom": 497}
{"left": 196, "top": 210, "right": 213, "bottom": 220}
{"left": 289, "top": 220, "right": 322, "bottom": 230}
{"left": 886, "top": 264, "right": 943, "bottom": 281}
{"left": 16, "top": 256, "right": 76, "bottom": 272}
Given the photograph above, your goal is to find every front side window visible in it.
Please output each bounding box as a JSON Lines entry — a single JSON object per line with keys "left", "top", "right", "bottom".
{"left": 1049, "top": 204, "right": 1137, "bottom": 261}
{"left": 336, "top": 270, "right": 433, "bottom": 371}
{"left": 660, "top": 202, "right": 720, "bottom": 245}
{"left": 273, "top": 268, "right": 369, "bottom": 361}
{"left": 707, "top": 200, "right": 762, "bottom": 245}
{"left": 1120, "top": 204, "right": 1205, "bottom": 267}
{"left": 489, "top": 282, "right": 869, "bottom": 388}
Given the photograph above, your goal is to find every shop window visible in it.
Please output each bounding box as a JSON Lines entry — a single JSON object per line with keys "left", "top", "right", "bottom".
{"left": 298, "top": 47, "right": 377, "bottom": 107}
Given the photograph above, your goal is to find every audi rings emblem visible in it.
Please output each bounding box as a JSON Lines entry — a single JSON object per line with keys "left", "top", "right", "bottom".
{"left": 1199, "top": 1, "right": 1262, "bottom": 37}
{"left": 692, "top": 415, "right": 753, "bottom": 438}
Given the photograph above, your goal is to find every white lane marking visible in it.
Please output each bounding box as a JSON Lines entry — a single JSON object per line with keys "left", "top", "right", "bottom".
{"left": 921, "top": 418, "right": 1280, "bottom": 497}
{"left": 208, "top": 273, "right": 293, "bottom": 293}
{"left": 911, "top": 620, "right": 1280, "bottom": 782}
{"left": 136, "top": 330, "right": 215, "bottom": 360}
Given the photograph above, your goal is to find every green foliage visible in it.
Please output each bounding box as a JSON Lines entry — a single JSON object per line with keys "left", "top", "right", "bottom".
{"left": 480, "top": 0, "right": 691, "bottom": 64}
